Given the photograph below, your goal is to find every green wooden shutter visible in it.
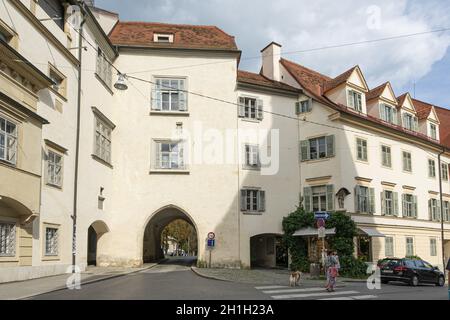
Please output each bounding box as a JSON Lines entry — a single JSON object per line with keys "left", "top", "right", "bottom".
{"left": 413, "top": 117, "right": 419, "bottom": 132}
{"left": 151, "top": 80, "right": 162, "bottom": 110}
{"left": 241, "top": 190, "right": 247, "bottom": 211}
{"left": 354, "top": 186, "right": 360, "bottom": 213}
{"left": 154, "top": 142, "right": 161, "bottom": 169}
{"left": 402, "top": 194, "right": 406, "bottom": 217}
{"left": 393, "top": 192, "right": 399, "bottom": 216}
{"left": 347, "top": 91, "right": 354, "bottom": 108}
{"left": 428, "top": 199, "right": 432, "bottom": 221}
{"left": 437, "top": 200, "right": 442, "bottom": 221}
{"left": 238, "top": 97, "right": 245, "bottom": 117}
{"left": 300, "top": 140, "right": 310, "bottom": 161}
{"left": 369, "top": 188, "right": 375, "bottom": 214}
{"left": 392, "top": 108, "right": 398, "bottom": 125}
{"left": 326, "top": 185, "right": 334, "bottom": 211}
{"left": 258, "top": 190, "right": 266, "bottom": 212}
{"left": 326, "top": 135, "right": 335, "bottom": 158}
{"left": 413, "top": 195, "right": 418, "bottom": 218}
{"left": 257, "top": 99, "right": 264, "bottom": 120}
{"left": 178, "top": 80, "right": 187, "bottom": 111}
{"left": 381, "top": 191, "right": 386, "bottom": 215}
{"left": 295, "top": 102, "right": 301, "bottom": 115}
{"left": 303, "top": 187, "right": 312, "bottom": 213}
{"left": 379, "top": 104, "right": 386, "bottom": 121}
{"left": 308, "top": 98, "right": 313, "bottom": 112}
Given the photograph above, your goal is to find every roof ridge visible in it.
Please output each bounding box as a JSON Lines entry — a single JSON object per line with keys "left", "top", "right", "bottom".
{"left": 115, "top": 21, "right": 226, "bottom": 30}
{"left": 280, "top": 58, "right": 332, "bottom": 80}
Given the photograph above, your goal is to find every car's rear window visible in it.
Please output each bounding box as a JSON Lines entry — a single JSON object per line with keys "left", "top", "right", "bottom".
{"left": 382, "top": 259, "right": 401, "bottom": 267}
{"left": 404, "top": 260, "right": 416, "bottom": 268}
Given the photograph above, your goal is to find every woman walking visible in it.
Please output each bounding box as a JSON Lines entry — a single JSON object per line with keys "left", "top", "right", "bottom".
{"left": 325, "top": 250, "right": 338, "bottom": 292}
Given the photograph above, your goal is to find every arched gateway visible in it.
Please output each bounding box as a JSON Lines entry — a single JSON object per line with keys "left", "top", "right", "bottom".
{"left": 142, "top": 205, "right": 198, "bottom": 263}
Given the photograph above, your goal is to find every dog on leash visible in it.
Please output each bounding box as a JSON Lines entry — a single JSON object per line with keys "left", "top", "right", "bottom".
{"left": 289, "top": 271, "right": 302, "bottom": 287}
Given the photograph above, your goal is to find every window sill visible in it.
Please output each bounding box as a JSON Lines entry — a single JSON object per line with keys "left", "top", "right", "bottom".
{"left": 46, "top": 182, "right": 63, "bottom": 191}
{"left": 91, "top": 154, "right": 113, "bottom": 169}
{"left": 150, "top": 111, "right": 190, "bottom": 117}
{"left": 301, "top": 157, "right": 333, "bottom": 164}
{"left": 95, "top": 73, "right": 114, "bottom": 95}
{"left": 0, "top": 159, "right": 17, "bottom": 168}
{"left": 242, "top": 166, "right": 261, "bottom": 171}
{"left": 42, "top": 256, "right": 60, "bottom": 262}
{"left": 240, "top": 118, "right": 261, "bottom": 124}
{"left": 242, "top": 211, "right": 264, "bottom": 216}
{"left": 49, "top": 87, "right": 68, "bottom": 102}
{"left": 0, "top": 256, "right": 19, "bottom": 262}
{"left": 149, "top": 169, "right": 190, "bottom": 175}
{"left": 402, "top": 216, "right": 417, "bottom": 220}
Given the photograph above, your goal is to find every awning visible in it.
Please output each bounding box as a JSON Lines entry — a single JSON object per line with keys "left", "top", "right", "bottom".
{"left": 358, "top": 227, "right": 385, "bottom": 238}
{"left": 293, "top": 227, "right": 336, "bottom": 237}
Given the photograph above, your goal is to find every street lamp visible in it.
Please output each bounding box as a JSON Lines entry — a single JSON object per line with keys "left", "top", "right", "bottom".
{"left": 114, "top": 73, "right": 128, "bottom": 91}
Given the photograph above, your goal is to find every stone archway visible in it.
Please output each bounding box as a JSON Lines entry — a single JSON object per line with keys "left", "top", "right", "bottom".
{"left": 250, "top": 233, "right": 286, "bottom": 269}
{"left": 87, "top": 220, "right": 109, "bottom": 266}
{"left": 142, "top": 205, "right": 198, "bottom": 263}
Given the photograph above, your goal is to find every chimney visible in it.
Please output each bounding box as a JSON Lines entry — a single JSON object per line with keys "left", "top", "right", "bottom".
{"left": 261, "top": 42, "right": 282, "bottom": 82}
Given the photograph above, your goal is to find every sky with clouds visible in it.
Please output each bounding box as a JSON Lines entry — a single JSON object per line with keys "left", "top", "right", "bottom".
{"left": 97, "top": 0, "right": 450, "bottom": 107}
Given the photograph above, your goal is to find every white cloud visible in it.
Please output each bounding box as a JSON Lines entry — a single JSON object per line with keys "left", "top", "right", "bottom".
{"left": 99, "top": 0, "right": 450, "bottom": 91}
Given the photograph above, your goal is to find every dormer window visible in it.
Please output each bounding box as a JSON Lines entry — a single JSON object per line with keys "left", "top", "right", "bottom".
{"left": 402, "top": 113, "right": 418, "bottom": 132}
{"left": 154, "top": 33, "right": 174, "bottom": 43}
{"left": 347, "top": 90, "right": 362, "bottom": 112}
{"left": 379, "top": 104, "right": 397, "bottom": 125}
{"left": 430, "top": 123, "right": 437, "bottom": 140}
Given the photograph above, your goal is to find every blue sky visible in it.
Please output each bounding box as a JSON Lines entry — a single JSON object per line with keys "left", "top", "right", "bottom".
{"left": 97, "top": 0, "right": 450, "bottom": 108}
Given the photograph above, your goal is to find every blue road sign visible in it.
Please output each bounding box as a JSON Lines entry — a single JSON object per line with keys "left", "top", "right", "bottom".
{"left": 207, "top": 239, "right": 215, "bottom": 248}
{"left": 314, "top": 212, "right": 330, "bottom": 220}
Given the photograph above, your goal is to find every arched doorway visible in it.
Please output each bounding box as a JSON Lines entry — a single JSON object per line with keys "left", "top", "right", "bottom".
{"left": 143, "top": 206, "right": 198, "bottom": 263}
{"left": 250, "top": 234, "right": 287, "bottom": 269}
{"left": 87, "top": 220, "right": 109, "bottom": 266}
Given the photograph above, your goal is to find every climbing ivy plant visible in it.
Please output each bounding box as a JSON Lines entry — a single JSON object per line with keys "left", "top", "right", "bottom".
{"left": 282, "top": 207, "right": 367, "bottom": 277}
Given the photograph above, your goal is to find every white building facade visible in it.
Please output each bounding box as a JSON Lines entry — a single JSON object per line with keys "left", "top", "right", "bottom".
{"left": 1, "top": 1, "right": 450, "bottom": 282}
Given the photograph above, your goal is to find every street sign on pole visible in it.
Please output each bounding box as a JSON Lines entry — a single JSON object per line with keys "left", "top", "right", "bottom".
{"left": 207, "top": 239, "right": 216, "bottom": 248}
{"left": 207, "top": 232, "right": 216, "bottom": 240}
{"left": 314, "top": 212, "right": 330, "bottom": 220}
{"left": 318, "top": 227, "right": 326, "bottom": 238}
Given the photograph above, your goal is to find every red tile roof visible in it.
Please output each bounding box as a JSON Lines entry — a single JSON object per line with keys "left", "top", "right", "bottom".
{"left": 412, "top": 98, "right": 433, "bottom": 120}
{"left": 109, "top": 21, "right": 238, "bottom": 51}
{"left": 281, "top": 57, "right": 448, "bottom": 148}
{"left": 237, "top": 70, "right": 300, "bottom": 93}
{"left": 323, "top": 66, "right": 358, "bottom": 93}
{"left": 366, "top": 82, "right": 389, "bottom": 102}
{"left": 397, "top": 93, "right": 408, "bottom": 108}
{"left": 435, "top": 106, "right": 450, "bottom": 148}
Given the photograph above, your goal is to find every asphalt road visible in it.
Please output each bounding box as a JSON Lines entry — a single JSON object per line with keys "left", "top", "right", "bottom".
{"left": 30, "top": 258, "right": 449, "bottom": 300}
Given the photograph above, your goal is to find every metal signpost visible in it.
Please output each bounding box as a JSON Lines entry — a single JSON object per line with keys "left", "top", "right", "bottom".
{"left": 314, "top": 212, "right": 330, "bottom": 274}
{"left": 207, "top": 232, "right": 215, "bottom": 268}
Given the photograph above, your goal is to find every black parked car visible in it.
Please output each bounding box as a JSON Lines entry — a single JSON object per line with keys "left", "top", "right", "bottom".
{"left": 379, "top": 258, "right": 445, "bottom": 287}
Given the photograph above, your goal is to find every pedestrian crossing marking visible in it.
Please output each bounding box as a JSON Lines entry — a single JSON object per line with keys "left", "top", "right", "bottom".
{"left": 254, "top": 286, "right": 288, "bottom": 290}
{"left": 271, "top": 290, "right": 360, "bottom": 300}
{"left": 262, "top": 287, "right": 325, "bottom": 294}
{"left": 319, "top": 295, "right": 377, "bottom": 301}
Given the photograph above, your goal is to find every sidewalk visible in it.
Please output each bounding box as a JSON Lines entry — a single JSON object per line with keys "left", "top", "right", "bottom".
{"left": 0, "top": 264, "right": 156, "bottom": 300}
{"left": 191, "top": 267, "right": 360, "bottom": 287}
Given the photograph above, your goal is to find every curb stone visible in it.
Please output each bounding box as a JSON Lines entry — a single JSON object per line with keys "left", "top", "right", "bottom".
{"left": 16, "top": 263, "right": 159, "bottom": 300}
{"left": 191, "top": 267, "right": 347, "bottom": 288}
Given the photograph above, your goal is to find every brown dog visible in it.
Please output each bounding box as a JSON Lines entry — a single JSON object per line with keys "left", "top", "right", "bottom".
{"left": 289, "top": 271, "right": 302, "bottom": 287}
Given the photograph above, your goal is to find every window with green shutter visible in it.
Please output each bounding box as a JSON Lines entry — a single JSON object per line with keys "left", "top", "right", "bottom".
{"left": 382, "top": 191, "right": 398, "bottom": 216}
{"left": 402, "top": 151, "right": 412, "bottom": 172}
{"left": 428, "top": 159, "right": 436, "bottom": 178}
{"left": 385, "top": 237, "right": 394, "bottom": 257}
{"left": 402, "top": 194, "right": 417, "bottom": 218}
{"left": 355, "top": 186, "right": 375, "bottom": 214}
{"left": 299, "top": 135, "right": 335, "bottom": 162}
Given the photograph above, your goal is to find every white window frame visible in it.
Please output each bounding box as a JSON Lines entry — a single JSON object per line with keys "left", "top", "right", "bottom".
{"left": 430, "top": 238, "right": 437, "bottom": 257}
{"left": 381, "top": 145, "right": 392, "bottom": 168}
{"left": 154, "top": 140, "right": 185, "bottom": 170}
{"left": 47, "top": 149, "right": 63, "bottom": 188}
{"left": 428, "top": 159, "right": 436, "bottom": 178}
{"left": 0, "top": 115, "right": 17, "bottom": 165}
{"left": 244, "top": 144, "right": 260, "bottom": 169}
{"left": 402, "top": 151, "right": 412, "bottom": 172}
{"left": 441, "top": 163, "right": 449, "bottom": 181}
{"left": 152, "top": 78, "right": 187, "bottom": 112}
{"left": 241, "top": 189, "right": 266, "bottom": 213}
{"left": 96, "top": 47, "right": 112, "bottom": 88}
{"left": 0, "top": 221, "right": 16, "bottom": 257}
{"left": 402, "top": 193, "right": 417, "bottom": 218}
{"left": 405, "top": 237, "right": 414, "bottom": 257}
{"left": 348, "top": 90, "right": 363, "bottom": 112}
{"left": 44, "top": 226, "right": 59, "bottom": 257}
{"left": 429, "top": 123, "right": 437, "bottom": 140}
{"left": 94, "top": 117, "right": 112, "bottom": 164}
{"left": 356, "top": 137, "right": 368, "bottom": 162}
{"left": 295, "top": 99, "right": 312, "bottom": 114}
{"left": 380, "top": 103, "right": 397, "bottom": 125}
{"left": 311, "top": 185, "right": 328, "bottom": 212}
{"left": 153, "top": 33, "right": 174, "bottom": 43}
{"left": 430, "top": 198, "right": 440, "bottom": 221}
{"left": 403, "top": 113, "right": 418, "bottom": 131}
{"left": 385, "top": 236, "right": 394, "bottom": 257}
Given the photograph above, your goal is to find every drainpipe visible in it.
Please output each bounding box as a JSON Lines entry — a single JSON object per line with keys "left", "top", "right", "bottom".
{"left": 72, "top": 3, "right": 86, "bottom": 273}
{"left": 438, "top": 148, "right": 446, "bottom": 272}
